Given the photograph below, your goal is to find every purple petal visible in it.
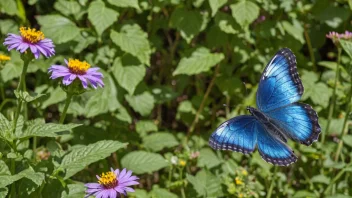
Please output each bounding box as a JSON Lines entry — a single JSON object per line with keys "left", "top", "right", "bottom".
{"left": 118, "top": 169, "right": 127, "bottom": 180}
{"left": 123, "top": 187, "right": 135, "bottom": 192}
{"left": 119, "top": 181, "right": 139, "bottom": 186}
{"left": 78, "top": 75, "right": 88, "bottom": 89}
{"left": 63, "top": 74, "right": 74, "bottom": 85}
{"left": 85, "top": 183, "right": 102, "bottom": 189}
{"left": 108, "top": 189, "right": 117, "bottom": 198}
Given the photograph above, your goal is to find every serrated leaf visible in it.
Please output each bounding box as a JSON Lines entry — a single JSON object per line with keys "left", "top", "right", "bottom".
{"left": 186, "top": 170, "right": 223, "bottom": 197}
{"left": 14, "top": 90, "right": 46, "bottom": 103}
{"left": 125, "top": 92, "right": 155, "bottom": 116}
{"left": 173, "top": 47, "right": 224, "bottom": 76}
{"left": 112, "top": 56, "right": 146, "bottom": 95}
{"left": 197, "top": 148, "right": 221, "bottom": 169}
{"left": 209, "top": 0, "right": 227, "bottom": 17}
{"left": 54, "top": 0, "right": 81, "bottom": 17}
{"left": 88, "top": 0, "right": 119, "bottom": 36}
{"left": 0, "top": 113, "right": 11, "bottom": 141}
{"left": 115, "top": 106, "right": 132, "bottom": 124}
{"left": 230, "top": 1, "right": 259, "bottom": 27}
{"left": 0, "top": 168, "right": 40, "bottom": 188}
{"left": 121, "top": 151, "right": 168, "bottom": 174}
{"left": 0, "top": 161, "right": 10, "bottom": 176}
{"left": 107, "top": 0, "right": 140, "bottom": 10}
{"left": 60, "top": 140, "right": 127, "bottom": 179}
{"left": 36, "top": 15, "right": 80, "bottom": 44}
{"left": 17, "top": 120, "right": 81, "bottom": 139}
{"left": 61, "top": 183, "right": 86, "bottom": 198}
{"left": 111, "top": 25, "right": 151, "bottom": 66}
{"left": 143, "top": 132, "right": 178, "bottom": 152}
{"left": 170, "top": 8, "right": 205, "bottom": 43}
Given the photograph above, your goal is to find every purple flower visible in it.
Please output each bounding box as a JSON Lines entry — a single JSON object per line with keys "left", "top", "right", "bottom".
{"left": 85, "top": 168, "right": 139, "bottom": 198}
{"left": 326, "top": 31, "right": 352, "bottom": 44}
{"left": 48, "top": 59, "right": 104, "bottom": 89}
{"left": 3, "top": 27, "right": 55, "bottom": 59}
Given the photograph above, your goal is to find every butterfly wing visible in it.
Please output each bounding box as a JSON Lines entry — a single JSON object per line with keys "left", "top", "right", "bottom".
{"left": 256, "top": 48, "right": 304, "bottom": 112}
{"left": 209, "top": 116, "right": 257, "bottom": 154}
{"left": 256, "top": 122, "right": 298, "bottom": 166}
{"left": 266, "top": 103, "right": 321, "bottom": 146}
{"left": 209, "top": 115, "right": 297, "bottom": 166}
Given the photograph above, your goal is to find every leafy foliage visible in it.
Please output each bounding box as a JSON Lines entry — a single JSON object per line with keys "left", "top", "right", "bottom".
{"left": 0, "top": 0, "right": 351, "bottom": 197}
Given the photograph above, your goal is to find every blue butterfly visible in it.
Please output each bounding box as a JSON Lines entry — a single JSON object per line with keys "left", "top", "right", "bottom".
{"left": 209, "top": 48, "right": 321, "bottom": 166}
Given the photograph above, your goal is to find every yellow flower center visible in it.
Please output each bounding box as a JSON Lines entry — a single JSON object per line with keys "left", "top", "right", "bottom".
{"left": 67, "top": 59, "right": 91, "bottom": 74}
{"left": 0, "top": 54, "right": 11, "bottom": 61}
{"left": 98, "top": 171, "right": 118, "bottom": 189}
{"left": 19, "top": 27, "right": 45, "bottom": 43}
{"left": 179, "top": 160, "right": 186, "bottom": 166}
{"left": 235, "top": 177, "right": 243, "bottom": 185}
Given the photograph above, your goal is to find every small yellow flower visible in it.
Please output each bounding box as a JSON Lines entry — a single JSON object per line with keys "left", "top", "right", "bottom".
{"left": 239, "top": 193, "right": 244, "bottom": 198}
{"left": 67, "top": 58, "right": 91, "bottom": 74}
{"left": 179, "top": 159, "right": 186, "bottom": 166}
{"left": 0, "top": 54, "right": 11, "bottom": 61}
{"left": 241, "top": 169, "right": 248, "bottom": 176}
{"left": 235, "top": 177, "right": 243, "bottom": 185}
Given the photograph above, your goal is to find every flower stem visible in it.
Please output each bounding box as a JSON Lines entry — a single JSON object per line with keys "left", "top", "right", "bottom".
{"left": 334, "top": 77, "right": 352, "bottom": 162}
{"left": 59, "top": 93, "right": 73, "bottom": 124}
{"left": 13, "top": 59, "right": 29, "bottom": 133}
{"left": 266, "top": 167, "right": 278, "bottom": 198}
{"left": 323, "top": 47, "right": 342, "bottom": 144}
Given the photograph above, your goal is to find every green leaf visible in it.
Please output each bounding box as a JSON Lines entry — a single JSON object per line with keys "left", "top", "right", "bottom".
{"left": 121, "top": 151, "right": 168, "bottom": 174}
{"left": 301, "top": 71, "right": 332, "bottom": 107}
{"left": 61, "top": 183, "right": 86, "bottom": 198}
{"left": 88, "top": 0, "right": 119, "bottom": 37}
{"left": 230, "top": 0, "right": 259, "bottom": 28}
{"left": 17, "top": 120, "right": 81, "bottom": 139}
{"left": 0, "top": 168, "right": 41, "bottom": 188}
{"left": 136, "top": 120, "right": 158, "bottom": 137}
{"left": 0, "top": 19, "right": 18, "bottom": 35}
{"left": 125, "top": 91, "right": 155, "bottom": 116}
{"left": 14, "top": 90, "right": 45, "bottom": 103}
{"left": 112, "top": 56, "right": 146, "bottom": 95}
{"left": 150, "top": 187, "right": 178, "bottom": 198}
{"left": 60, "top": 140, "right": 127, "bottom": 179}
{"left": 41, "top": 87, "right": 66, "bottom": 109}
{"left": 143, "top": 132, "right": 178, "bottom": 152}
{"left": 131, "top": 189, "right": 149, "bottom": 198}
{"left": 343, "top": 135, "right": 352, "bottom": 147}
{"left": 186, "top": 170, "right": 223, "bottom": 197}
{"left": 170, "top": 8, "right": 205, "bottom": 43}
{"left": 293, "top": 191, "right": 317, "bottom": 198}
{"left": 0, "top": 52, "right": 22, "bottom": 82}
{"left": 18, "top": 170, "right": 45, "bottom": 196}
{"left": 0, "top": 0, "right": 17, "bottom": 16}
{"left": 209, "top": 0, "right": 227, "bottom": 17}
{"left": 36, "top": 15, "right": 80, "bottom": 44}
{"left": 107, "top": 0, "right": 140, "bottom": 10}
{"left": 54, "top": 0, "right": 81, "bottom": 17}
{"left": 110, "top": 25, "right": 151, "bottom": 66}
{"left": 340, "top": 40, "right": 352, "bottom": 66}
{"left": 282, "top": 20, "right": 305, "bottom": 43}
{"left": 0, "top": 161, "right": 10, "bottom": 176}
{"left": 311, "top": 174, "right": 330, "bottom": 185}
{"left": 84, "top": 70, "right": 120, "bottom": 117}
{"left": 115, "top": 106, "right": 132, "bottom": 124}
{"left": 197, "top": 148, "right": 221, "bottom": 169}
{"left": 0, "top": 113, "right": 12, "bottom": 141}
{"left": 173, "top": 47, "right": 224, "bottom": 76}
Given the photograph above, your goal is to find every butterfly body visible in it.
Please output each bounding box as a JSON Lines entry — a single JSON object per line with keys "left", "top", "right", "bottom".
{"left": 209, "top": 48, "right": 321, "bottom": 166}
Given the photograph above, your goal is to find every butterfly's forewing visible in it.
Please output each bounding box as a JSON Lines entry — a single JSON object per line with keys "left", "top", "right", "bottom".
{"left": 256, "top": 48, "right": 304, "bottom": 112}
{"left": 209, "top": 116, "right": 257, "bottom": 154}
{"left": 266, "top": 103, "right": 321, "bottom": 146}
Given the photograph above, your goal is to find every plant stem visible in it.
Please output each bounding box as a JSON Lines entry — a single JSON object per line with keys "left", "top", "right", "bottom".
{"left": 266, "top": 167, "right": 278, "bottom": 198}
{"left": 13, "top": 59, "right": 29, "bottom": 132}
{"left": 186, "top": 65, "right": 220, "bottom": 142}
{"left": 59, "top": 93, "right": 73, "bottom": 124}
{"left": 334, "top": 77, "right": 352, "bottom": 162}
{"left": 304, "top": 25, "right": 316, "bottom": 71}
{"left": 323, "top": 47, "right": 342, "bottom": 144}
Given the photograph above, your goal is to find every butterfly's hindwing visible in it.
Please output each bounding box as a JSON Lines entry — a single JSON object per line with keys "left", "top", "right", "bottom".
{"left": 266, "top": 103, "right": 321, "bottom": 146}
{"left": 256, "top": 48, "right": 304, "bottom": 112}
{"left": 256, "top": 121, "right": 298, "bottom": 166}
{"left": 209, "top": 116, "right": 257, "bottom": 154}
